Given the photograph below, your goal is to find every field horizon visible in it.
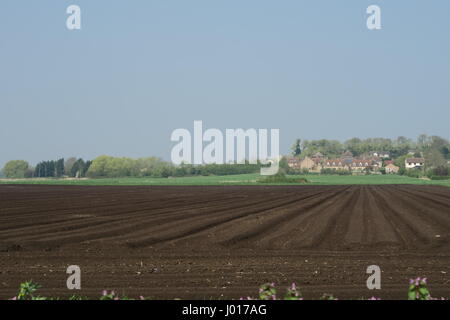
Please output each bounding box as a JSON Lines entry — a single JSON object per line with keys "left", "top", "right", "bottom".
{"left": 1, "top": 173, "right": 449, "bottom": 188}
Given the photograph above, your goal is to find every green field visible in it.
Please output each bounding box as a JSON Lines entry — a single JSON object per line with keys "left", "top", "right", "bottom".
{"left": 1, "top": 174, "right": 449, "bottom": 187}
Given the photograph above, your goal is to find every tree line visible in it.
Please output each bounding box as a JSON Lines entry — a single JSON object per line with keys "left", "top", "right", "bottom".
{"left": 86, "top": 156, "right": 260, "bottom": 178}
{"left": 1, "top": 158, "right": 92, "bottom": 179}
{"left": 1, "top": 156, "right": 260, "bottom": 179}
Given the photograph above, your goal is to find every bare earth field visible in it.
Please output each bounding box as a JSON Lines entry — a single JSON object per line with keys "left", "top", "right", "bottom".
{"left": 0, "top": 185, "right": 449, "bottom": 299}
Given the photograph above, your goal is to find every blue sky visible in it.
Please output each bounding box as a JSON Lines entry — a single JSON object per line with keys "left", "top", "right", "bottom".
{"left": 1, "top": 0, "right": 449, "bottom": 166}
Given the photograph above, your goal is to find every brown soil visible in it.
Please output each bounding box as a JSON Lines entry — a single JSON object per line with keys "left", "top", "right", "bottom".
{"left": 0, "top": 185, "right": 449, "bottom": 299}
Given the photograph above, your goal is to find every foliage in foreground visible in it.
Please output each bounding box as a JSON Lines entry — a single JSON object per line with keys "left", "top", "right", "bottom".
{"left": 7, "top": 277, "right": 446, "bottom": 300}
{"left": 241, "top": 277, "right": 445, "bottom": 300}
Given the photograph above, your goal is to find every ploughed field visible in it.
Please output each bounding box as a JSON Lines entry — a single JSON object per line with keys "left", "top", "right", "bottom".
{"left": 0, "top": 185, "right": 449, "bottom": 299}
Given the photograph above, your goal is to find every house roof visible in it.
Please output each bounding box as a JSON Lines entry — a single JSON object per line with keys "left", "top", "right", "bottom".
{"left": 326, "top": 159, "right": 344, "bottom": 166}
{"left": 386, "top": 163, "right": 399, "bottom": 168}
{"left": 351, "top": 159, "right": 372, "bottom": 167}
{"left": 406, "top": 158, "right": 425, "bottom": 163}
{"left": 324, "top": 158, "right": 373, "bottom": 167}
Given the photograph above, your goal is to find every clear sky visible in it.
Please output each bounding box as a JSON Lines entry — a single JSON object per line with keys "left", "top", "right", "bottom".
{"left": 1, "top": 0, "right": 449, "bottom": 167}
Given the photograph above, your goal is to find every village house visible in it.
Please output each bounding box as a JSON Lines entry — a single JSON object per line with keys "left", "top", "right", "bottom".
{"left": 323, "top": 158, "right": 378, "bottom": 173}
{"left": 349, "top": 159, "right": 378, "bottom": 173}
{"left": 372, "top": 151, "right": 391, "bottom": 159}
{"left": 286, "top": 151, "right": 395, "bottom": 174}
{"left": 324, "top": 159, "right": 346, "bottom": 170}
{"left": 370, "top": 157, "right": 383, "bottom": 168}
{"left": 310, "top": 157, "right": 324, "bottom": 172}
{"left": 385, "top": 163, "right": 400, "bottom": 174}
{"left": 405, "top": 158, "right": 425, "bottom": 169}
{"left": 286, "top": 156, "right": 321, "bottom": 172}
{"left": 299, "top": 157, "right": 317, "bottom": 171}
{"left": 286, "top": 157, "right": 301, "bottom": 170}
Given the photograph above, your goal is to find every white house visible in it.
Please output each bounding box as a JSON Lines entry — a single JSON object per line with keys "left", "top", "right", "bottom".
{"left": 372, "top": 151, "right": 390, "bottom": 159}
{"left": 405, "top": 158, "right": 425, "bottom": 169}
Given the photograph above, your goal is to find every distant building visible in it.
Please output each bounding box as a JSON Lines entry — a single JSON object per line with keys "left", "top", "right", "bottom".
{"left": 310, "top": 157, "right": 324, "bottom": 172}
{"left": 349, "top": 159, "right": 376, "bottom": 172}
{"left": 286, "top": 156, "right": 320, "bottom": 172}
{"left": 300, "top": 157, "right": 316, "bottom": 171}
{"left": 286, "top": 157, "right": 301, "bottom": 170}
{"left": 385, "top": 163, "right": 400, "bottom": 174}
{"left": 405, "top": 158, "right": 425, "bottom": 169}
{"left": 372, "top": 151, "right": 390, "bottom": 159}
{"left": 325, "top": 159, "right": 346, "bottom": 170}
{"left": 322, "top": 158, "right": 378, "bottom": 173}
{"left": 370, "top": 157, "right": 383, "bottom": 168}
{"left": 287, "top": 151, "right": 390, "bottom": 174}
